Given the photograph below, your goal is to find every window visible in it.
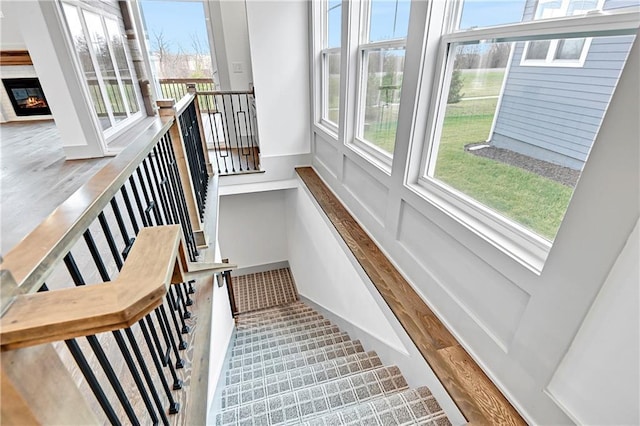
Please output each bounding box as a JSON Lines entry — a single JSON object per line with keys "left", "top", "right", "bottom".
{"left": 353, "top": 0, "right": 410, "bottom": 162}
{"left": 417, "top": 0, "right": 638, "bottom": 271}
{"left": 521, "top": 0, "right": 604, "bottom": 67}
{"left": 61, "top": 2, "right": 143, "bottom": 136}
{"left": 320, "top": 0, "right": 341, "bottom": 129}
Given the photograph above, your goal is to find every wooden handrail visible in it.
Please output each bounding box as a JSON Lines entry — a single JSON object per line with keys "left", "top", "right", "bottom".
{"left": 0, "top": 118, "right": 173, "bottom": 304}
{"left": 196, "top": 88, "right": 255, "bottom": 96}
{"left": 0, "top": 226, "right": 236, "bottom": 352}
{"left": 159, "top": 78, "right": 214, "bottom": 84}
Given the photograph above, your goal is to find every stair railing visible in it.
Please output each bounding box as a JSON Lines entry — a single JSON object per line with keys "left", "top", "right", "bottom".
{"left": 0, "top": 94, "right": 232, "bottom": 424}
{"left": 195, "top": 86, "right": 261, "bottom": 175}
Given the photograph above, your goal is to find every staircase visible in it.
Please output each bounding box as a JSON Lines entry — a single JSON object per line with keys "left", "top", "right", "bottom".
{"left": 213, "top": 300, "right": 451, "bottom": 425}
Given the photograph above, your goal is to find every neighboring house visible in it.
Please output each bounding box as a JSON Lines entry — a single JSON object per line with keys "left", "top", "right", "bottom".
{"left": 489, "top": 0, "right": 637, "bottom": 170}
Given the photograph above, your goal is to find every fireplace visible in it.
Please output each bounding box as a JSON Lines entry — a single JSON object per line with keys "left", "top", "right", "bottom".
{"left": 2, "top": 78, "right": 51, "bottom": 116}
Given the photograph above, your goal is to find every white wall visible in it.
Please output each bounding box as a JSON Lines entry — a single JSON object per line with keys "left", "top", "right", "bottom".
{"left": 0, "top": 3, "right": 26, "bottom": 50}
{"left": 245, "top": 0, "right": 311, "bottom": 157}
{"left": 308, "top": 3, "right": 640, "bottom": 424}
{"left": 218, "top": 190, "right": 289, "bottom": 269}
{"left": 547, "top": 219, "right": 639, "bottom": 425}
{"left": 206, "top": 0, "right": 253, "bottom": 91}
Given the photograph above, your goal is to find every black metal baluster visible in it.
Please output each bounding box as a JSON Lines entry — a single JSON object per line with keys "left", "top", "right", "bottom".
{"left": 221, "top": 95, "right": 237, "bottom": 173}
{"left": 85, "top": 226, "right": 160, "bottom": 424}
{"left": 137, "top": 166, "right": 163, "bottom": 226}
{"left": 143, "top": 158, "right": 171, "bottom": 226}
{"left": 97, "top": 212, "right": 124, "bottom": 270}
{"left": 152, "top": 143, "right": 180, "bottom": 226}
{"left": 124, "top": 327, "right": 170, "bottom": 426}
{"left": 246, "top": 93, "right": 259, "bottom": 170}
{"left": 137, "top": 319, "right": 180, "bottom": 415}
{"left": 205, "top": 94, "right": 224, "bottom": 174}
{"left": 159, "top": 303, "right": 188, "bottom": 355}
{"left": 162, "top": 137, "right": 198, "bottom": 262}
{"left": 120, "top": 185, "right": 140, "bottom": 234}
{"left": 129, "top": 175, "right": 151, "bottom": 228}
{"left": 168, "top": 286, "right": 190, "bottom": 335}
{"left": 66, "top": 338, "right": 123, "bottom": 426}
{"left": 63, "top": 252, "right": 139, "bottom": 426}
{"left": 147, "top": 312, "right": 184, "bottom": 383}
{"left": 110, "top": 197, "right": 132, "bottom": 247}
{"left": 157, "top": 136, "right": 197, "bottom": 258}
{"left": 37, "top": 284, "right": 121, "bottom": 426}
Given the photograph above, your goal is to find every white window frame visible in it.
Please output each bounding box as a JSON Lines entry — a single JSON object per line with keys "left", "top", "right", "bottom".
{"left": 520, "top": 0, "right": 605, "bottom": 67}
{"left": 318, "top": 0, "right": 341, "bottom": 134}
{"left": 61, "top": 1, "right": 144, "bottom": 140}
{"left": 412, "top": 7, "right": 640, "bottom": 273}
{"left": 350, "top": 0, "right": 408, "bottom": 169}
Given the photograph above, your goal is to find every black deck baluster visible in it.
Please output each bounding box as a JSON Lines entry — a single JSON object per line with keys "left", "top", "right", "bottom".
{"left": 110, "top": 197, "right": 132, "bottom": 247}
{"left": 37, "top": 285, "right": 122, "bottom": 426}
{"left": 63, "top": 252, "right": 140, "bottom": 426}
{"left": 221, "top": 95, "right": 237, "bottom": 173}
{"left": 124, "top": 327, "right": 170, "bottom": 426}
{"left": 204, "top": 94, "right": 223, "bottom": 174}
{"left": 143, "top": 158, "right": 171, "bottom": 226}
{"left": 65, "top": 339, "right": 122, "bottom": 426}
{"left": 136, "top": 167, "right": 162, "bottom": 226}
{"left": 157, "top": 135, "right": 197, "bottom": 256}
{"left": 129, "top": 175, "right": 151, "bottom": 228}
{"left": 120, "top": 185, "right": 140, "bottom": 234}
{"left": 159, "top": 302, "right": 188, "bottom": 354}
{"left": 137, "top": 319, "right": 180, "bottom": 415}
{"left": 147, "top": 312, "right": 184, "bottom": 384}
{"left": 167, "top": 286, "right": 189, "bottom": 334}
{"left": 162, "top": 136, "right": 198, "bottom": 262}
{"left": 85, "top": 225, "right": 160, "bottom": 424}
{"left": 97, "top": 212, "right": 124, "bottom": 270}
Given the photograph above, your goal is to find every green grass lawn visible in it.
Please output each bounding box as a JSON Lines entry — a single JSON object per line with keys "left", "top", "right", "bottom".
{"left": 357, "top": 70, "right": 573, "bottom": 240}
{"left": 459, "top": 69, "right": 505, "bottom": 98}
{"left": 434, "top": 98, "right": 573, "bottom": 240}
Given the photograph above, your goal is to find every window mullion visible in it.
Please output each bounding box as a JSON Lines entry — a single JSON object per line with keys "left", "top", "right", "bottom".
{"left": 78, "top": 7, "right": 116, "bottom": 127}
{"left": 103, "top": 18, "right": 131, "bottom": 117}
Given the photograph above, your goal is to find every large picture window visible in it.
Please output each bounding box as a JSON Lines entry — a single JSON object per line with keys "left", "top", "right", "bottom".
{"left": 354, "top": 0, "right": 410, "bottom": 162}
{"left": 61, "top": 2, "right": 143, "bottom": 135}
{"left": 418, "top": 0, "right": 638, "bottom": 270}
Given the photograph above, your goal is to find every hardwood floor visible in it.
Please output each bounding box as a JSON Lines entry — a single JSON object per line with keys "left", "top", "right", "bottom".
{"left": 0, "top": 121, "right": 110, "bottom": 255}
{"left": 296, "top": 166, "right": 527, "bottom": 426}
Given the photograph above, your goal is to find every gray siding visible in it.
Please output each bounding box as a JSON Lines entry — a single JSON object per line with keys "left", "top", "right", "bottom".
{"left": 490, "top": 0, "right": 636, "bottom": 169}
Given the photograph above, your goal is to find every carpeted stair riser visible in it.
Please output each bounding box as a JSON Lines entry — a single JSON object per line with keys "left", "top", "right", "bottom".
{"left": 231, "top": 332, "right": 352, "bottom": 368}
{"left": 226, "top": 340, "right": 366, "bottom": 385}
{"left": 236, "top": 313, "right": 327, "bottom": 337}
{"left": 234, "top": 303, "right": 314, "bottom": 324}
{"left": 303, "top": 387, "right": 451, "bottom": 426}
{"left": 234, "top": 319, "right": 333, "bottom": 346}
{"left": 216, "top": 366, "right": 408, "bottom": 425}
{"left": 231, "top": 325, "right": 342, "bottom": 357}
{"left": 234, "top": 301, "right": 310, "bottom": 319}
{"left": 236, "top": 310, "right": 325, "bottom": 331}
{"left": 221, "top": 352, "right": 384, "bottom": 409}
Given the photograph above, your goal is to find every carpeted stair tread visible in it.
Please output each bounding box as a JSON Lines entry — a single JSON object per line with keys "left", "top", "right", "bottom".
{"left": 232, "top": 325, "right": 342, "bottom": 356}
{"left": 226, "top": 340, "right": 366, "bottom": 385}
{"left": 235, "top": 318, "right": 333, "bottom": 346}
{"left": 220, "top": 351, "right": 384, "bottom": 409}
{"left": 236, "top": 312, "right": 327, "bottom": 336}
{"left": 231, "top": 332, "right": 353, "bottom": 367}
{"left": 236, "top": 310, "right": 325, "bottom": 331}
{"left": 302, "top": 387, "right": 451, "bottom": 426}
{"left": 215, "top": 366, "right": 408, "bottom": 425}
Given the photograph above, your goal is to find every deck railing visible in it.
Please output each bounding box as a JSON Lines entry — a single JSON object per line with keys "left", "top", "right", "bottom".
{"left": 159, "top": 78, "right": 216, "bottom": 113}
{"left": 0, "top": 94, "right": 235, "bottom": 424}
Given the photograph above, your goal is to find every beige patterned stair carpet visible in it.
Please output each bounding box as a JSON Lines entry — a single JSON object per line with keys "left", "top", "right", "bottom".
{"left": 232, "top": 268, "right": 298, "bottom": 314}
{"left": 212, "top": 296, "right": 451, "bottom": 425}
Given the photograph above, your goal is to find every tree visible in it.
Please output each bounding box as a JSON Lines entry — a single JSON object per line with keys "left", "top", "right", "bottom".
{"left": 448, "top": 70, "right": 464, "bottom": 104}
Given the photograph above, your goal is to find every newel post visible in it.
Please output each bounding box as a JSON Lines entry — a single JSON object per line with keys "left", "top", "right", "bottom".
{"left": 157, "top": 98, "right": 207, "bottom": 248}
{"left": 1, "top": 345, "right": 98, "bottom": 425}
{"left": 187, "top": 83, "right": 214, "bottom": 177}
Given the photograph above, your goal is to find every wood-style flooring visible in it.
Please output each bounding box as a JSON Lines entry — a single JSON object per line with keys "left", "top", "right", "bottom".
{"left": 296, "top": 166, "right": 527, "bottom": 426}
{"left": 0, "top": 121, "right": 110, "bottom": 255}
